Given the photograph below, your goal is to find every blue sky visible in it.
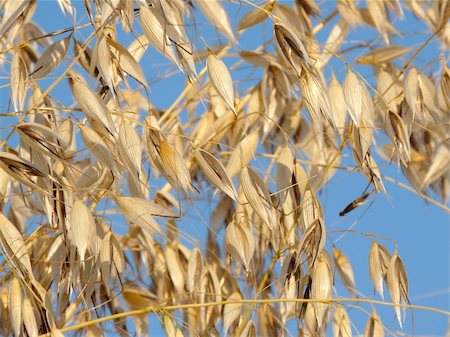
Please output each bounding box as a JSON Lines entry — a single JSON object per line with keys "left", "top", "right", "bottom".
{"left": 0, "top": 1, "right": 448, "bottom": 336}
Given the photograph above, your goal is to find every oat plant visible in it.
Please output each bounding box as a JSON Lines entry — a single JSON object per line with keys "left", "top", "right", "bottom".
{"left": 0, "top": 0, "right": 448, "bottom": 336}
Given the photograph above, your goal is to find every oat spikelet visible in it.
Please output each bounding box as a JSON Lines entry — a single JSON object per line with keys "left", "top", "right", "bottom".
{"left": 223, "top": 291, "right": 243, "bottom": 333}
{"left": 10, "top": 49, "right": 28, "bottom": 112}
{"left": 0, "top": 152, "right": 49, "bottom": 191}
{"left": 164, "top": 314, "right": 176, "bottom": 337}
{"left": 386, "top": 251, "right": 409, "bottom": 328}
{"left": 276, "top": 145, "right": 294, "bottom": 206}
{"left": 363, "top": 310, "right": 384, "bottom": 337}
{"left": 164, "top": 245, "right": 186, "bottom": 294}
{"left": 22, "top": 294, "right": 38, "bottom": 337}
{"left": 328, "top": 73, "right": 347, "bottom": 134}
{"left": 207, "top": 53, "right": 237, "bottom": 116}
{"left": 333, "top": 247, "right": 355, "bottom": 293}
{"left": 194, "top": 148, "right": 238, "bottom": 201}
{"left": 297, "top": 218, "right": 326, "bottom": 267}
{"left": 186, "top": 246, "right": 203, "bottom": 292}
{"left": 108, "top": 37, "right": 149, "bottom": 87}
{"left": 225, "top": 219, "right": 255, "bottom": 272}
{"left": 69, "top": 71, "right": 116, "bottom": 137}
{"left": 311, "top": 252, "right": 333, "bottom": 327}
{"left": 336, "top": 0, "right": 363, "bottom": 26}
{"left": 197, "top": 0, "right": 235, "bottom": 41}
{"left": 100, "top": 231, "right": 125, "bottom": 287}
{"left": 115, "top": 196, "right": 164, "bottom": 234}
{"left": 0, "top": 0, "right": 33, "bottom": 38}
{"left": 300, "top": 66, "right": 335, "bottom": 129}
{"left": 0, "top": 212, "right": 34, "bottom": 278}
{"left": 333, "top": 305, "right": 352, "bottom": 337}
{"left": 386, "top": 110, "right": 411, "bottom": 166}
{"left": 237, "top": 1, "right": 274, "bottom": 31}
{"left": 30, "top": 36, "right": 70, "bottom": 79}
{"left": 79, "top": 123, "right": 120, "bottom": 176}
{"left": 369, "top": 242, "right": 391, "bottom": 298}
{"left": 358, "top": 46, "right": 412, "bottom": 65}
{"left": 118, "top": 121, "right": 142, "bottom": 179}
{"left": 9, "top": 278, "right": 22, "bottom": 337}
{"left": 273, "top": 23, "right": 311, "bottom": 76}
{"left": 159, "top": 139, "right": 194, "bottom": 195}
{"left": 226, "top": 130, "right": 259, "bottom": 178}
{"left": 240, "top": 166, "right": 277, "bottom": 230}
{"left": 343, "top": 70, "right": 374, "bottom": 128}
{"left": 422, "top": 145, "right": 450, "bottom": 190}
{"left": 69, "top": 200, "right": 95, "bottom": 264}
{"left": 139, "top": 4, "right": 179, "bottom": 65}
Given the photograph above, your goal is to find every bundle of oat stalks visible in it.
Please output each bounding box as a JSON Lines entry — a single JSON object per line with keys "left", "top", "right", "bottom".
{"left": 0, "top": 0, "right": 448, "bottom": 336}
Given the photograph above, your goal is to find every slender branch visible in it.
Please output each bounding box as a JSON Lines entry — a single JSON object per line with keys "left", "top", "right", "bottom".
{"left": 38, "top": 297, "right": 450, "bottom": 336}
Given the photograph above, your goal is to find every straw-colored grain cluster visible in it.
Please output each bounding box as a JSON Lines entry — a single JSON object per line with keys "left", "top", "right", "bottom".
{"left": 0, "top": 0, "right": 448, "bottom": 336}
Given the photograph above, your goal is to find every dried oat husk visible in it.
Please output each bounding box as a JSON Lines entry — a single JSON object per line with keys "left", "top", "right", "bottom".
{"left": 225, "top": 130, "right": 259, "bottom": 178}
{"left": 386, "top": 251, "right": 409, "bottom": 327}
{"left": 196, "top": 0, "right": 235, "bottom": 41}
{"left": 0, "top": 212, "right": 34, "bottom": 279}
{"left": 237, "top": 1, "right": 274, "bottom": 31}
{"left": 30, "top": 36, "right": 70, "bottom": 79}
{"left": 311, "top": 251, "right": 333, "bottom": 327}
{"left": 225, "top": 218, "right": 255, "bottom": 272}
{"left": 207, "top": 53, "right": 237, "bottom": 116}
{"left": 240, "top": 166, "right": 277, "bottom": 230}
{"left": 194, "top": 148, "right": 238, "bottom": 201}
{"left": 333, "top": 247, "right": 356, "bottom": 294}
{"left": 332, "top": 305, "right": 352, "bottom": 337}
{"left": 8, "top": 278, "right": 22, "bottom": 337}
{"left": 363, "top": 310, "right": 384, "bottom": 337}
{"left": 369, "top": 241, "right": 391, "bottom": 298}
{"left": 273, "top": 23, "right": 311, "bottom": 77}
{"left": 10, "top": 48, "right": 28, "bottom": 112}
